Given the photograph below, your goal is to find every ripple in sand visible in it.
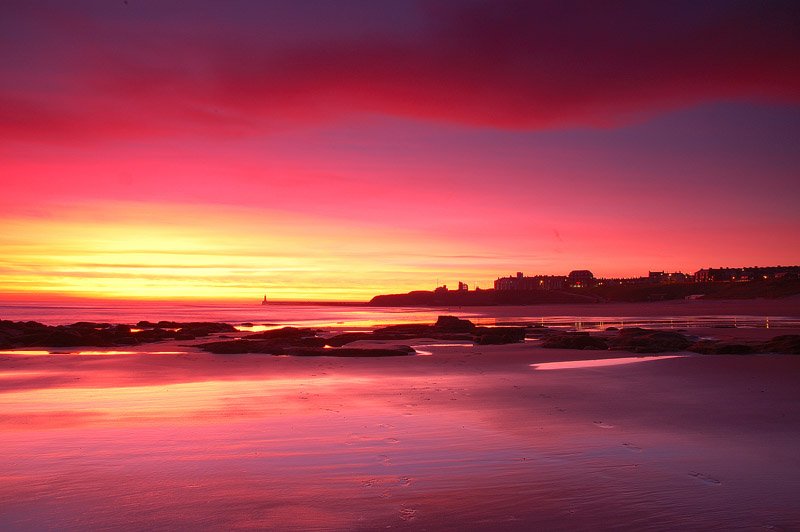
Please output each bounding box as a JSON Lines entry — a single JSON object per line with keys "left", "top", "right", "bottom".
{"left": 399, "top": 507, "right": 418, "bottom": 521}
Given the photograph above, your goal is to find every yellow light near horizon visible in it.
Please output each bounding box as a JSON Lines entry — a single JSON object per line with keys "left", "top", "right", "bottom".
{"left": 0, "top": 202, "right": 494, "bottom": 301}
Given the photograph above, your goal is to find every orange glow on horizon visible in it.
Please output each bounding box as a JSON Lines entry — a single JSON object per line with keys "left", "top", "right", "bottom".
{"left": 1, "top": 197, "right": 797, "bottom": 302}
{"left": 0, "top": 201, "right": 517, "bottom": 302}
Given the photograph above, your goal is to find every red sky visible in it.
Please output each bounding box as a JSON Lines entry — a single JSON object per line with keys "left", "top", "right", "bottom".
{"left": 2, "top": 1, "right": 799, "bottom": 301}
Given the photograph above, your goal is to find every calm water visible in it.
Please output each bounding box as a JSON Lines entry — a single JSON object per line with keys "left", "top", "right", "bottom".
{"left": 2, "top": 301, "right": 798, "bottom": 330}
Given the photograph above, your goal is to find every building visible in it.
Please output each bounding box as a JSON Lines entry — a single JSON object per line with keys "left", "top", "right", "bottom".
{"left": 494, "top": 272, "right": 566, "bottom": 291}
{"left": 695, "top": 266, "right": 800, "bottom": 282}
{"left": 649, "top": 271, "right": 690, "bottom": 284}
{"left": 567, "top": 270, "right": 594, "bottom": 288}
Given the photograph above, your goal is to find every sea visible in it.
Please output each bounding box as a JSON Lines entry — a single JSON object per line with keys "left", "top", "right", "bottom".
{"left": 2, "top": 300, "right": 798, "bottom": 330}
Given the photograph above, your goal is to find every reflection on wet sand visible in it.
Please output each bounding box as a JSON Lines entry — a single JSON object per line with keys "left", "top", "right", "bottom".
{"left": 531, "top": 355, "right": 686, "bottom": 371}
{"left": 2, "top": 343, "right": 800, "bottom": 530}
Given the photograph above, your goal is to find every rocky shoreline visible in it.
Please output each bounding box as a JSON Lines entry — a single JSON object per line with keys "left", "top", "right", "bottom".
{"left": 2, "top": 316, "right": 799, "bottom": 356}
{"left": 0, "top": 319, "right": 237, "bottom": 349}
{"left": 538, "top": 327, "right": 800, "bottom": 354}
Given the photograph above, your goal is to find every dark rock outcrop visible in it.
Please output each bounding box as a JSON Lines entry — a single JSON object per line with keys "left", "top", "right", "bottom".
{"left": 761, "top": 335, "right": 800, "bottom": 354}
{"left": 344, "top": 316, "right": 524, "bottom": 345}
{"left": 541, "top": 332, "right": 608, "bottom": 350}
{"left": 197, "top": 339, "right": 413, "bottom": 357}
{"left": 0, "top": 319, "right": 236, "bottom": 349}
{"left": 608, "top": 328, "right": 693, "bottom": 353}
{"left": 196, "top": 340, "right": 279, "bottom": 354}
{"left": 688, "top": 340, "right": 757, "bottom": 355}
{"left": 537, "top": 329, "right": 800, "bottom": 356}
{"left": 244, "top": 327, "right": 318, "bottom": 340}
{"left": 196, "top": 316, "right": 527, "bottom": 355}
{"left": 474, "top": 326, "right": 527, "bottom": 345}
{"left": 435, "top": 316, "right": 476, "bottom": 332}
{"left": 284, "top": 346, "right": 415, "bottom": 357}
{"left": 325, "top": 332, "right": 374, "bottom": 347}
{"left": 372, "top": 323, "right": 435, "bottom": 338}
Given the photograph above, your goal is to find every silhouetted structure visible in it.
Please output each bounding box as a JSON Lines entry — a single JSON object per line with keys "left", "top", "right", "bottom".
{"left": 494, "top": 272, "right": 566, "bottom": 291}
{"left": 649, "top": 271, "right": 690, "bottom": 284}
{"left": 694, "top": 266, "right": 800, "bottom": 282}
{"left": 567, "top": 270, "right": 595, "bottom": 288}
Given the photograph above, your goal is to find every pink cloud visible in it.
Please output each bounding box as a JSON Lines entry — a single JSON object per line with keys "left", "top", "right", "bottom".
{"left": 1, "top": 1, "right": 798, "bottom": 142}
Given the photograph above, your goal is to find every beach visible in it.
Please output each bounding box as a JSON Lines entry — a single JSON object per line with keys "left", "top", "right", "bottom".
{"left": 2, "top": 300, "right": 800, "bottom": 530}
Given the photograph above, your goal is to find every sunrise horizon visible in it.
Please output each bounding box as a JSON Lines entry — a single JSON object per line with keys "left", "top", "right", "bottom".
{"left": 2, "top": 259, "right": 799, "bottom": 304}
{"left": 3, "top": 2, "right": 800, "bottom": 529}
{"left": 3, "top": 2, "right": 799, "bottom": 303}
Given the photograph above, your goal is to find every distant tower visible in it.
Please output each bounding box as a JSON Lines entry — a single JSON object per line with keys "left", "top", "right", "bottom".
{"left": 261, "top": 294, "right": 268, "bottom": 305}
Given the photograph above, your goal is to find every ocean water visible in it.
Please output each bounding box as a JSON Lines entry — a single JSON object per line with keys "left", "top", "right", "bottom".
{"left": 1, "top": 301, "right": 798, "bottom": 330}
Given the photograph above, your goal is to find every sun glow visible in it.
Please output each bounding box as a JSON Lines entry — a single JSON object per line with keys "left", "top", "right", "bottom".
{"left": 0, "top": 201, "right": 496, "bottom": 301}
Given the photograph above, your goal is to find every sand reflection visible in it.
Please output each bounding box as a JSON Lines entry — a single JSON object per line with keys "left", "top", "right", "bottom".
{"left": 531, "top": 355, "right": 686, "bottom": 370}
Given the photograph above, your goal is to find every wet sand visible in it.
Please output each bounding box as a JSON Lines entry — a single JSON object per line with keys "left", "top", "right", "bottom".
{"left": 2, "top": 318, "right": 800, "bottom": 530}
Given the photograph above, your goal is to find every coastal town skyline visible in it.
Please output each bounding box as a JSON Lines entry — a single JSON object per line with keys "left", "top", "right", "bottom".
{"left": 2, "top": 1, "right": 799, "bottom": 302}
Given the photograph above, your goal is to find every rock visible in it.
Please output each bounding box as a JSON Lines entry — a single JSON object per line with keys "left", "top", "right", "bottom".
{"left": 197, "top": 340, "right": 414, "bottom": 357}
{"left": 434, "top": 316, "right": 476, "bottom": 332}
{"left": 284, "top": 346, "right": 415, "bottom": 357}
{"left": 42, "top": 329, "right": 86, "bottom": 347}
{"left": 139, "top": 321, "right": 237, "bottom": 333}
{"left": 541, "top": 332, "right": 608, "bottom": 350}
{"left": 325, "top": 332, "right": 373, "bottom": 347}
{"left": 289, "top": 337, "right": 328, "bottom": 348}
{"left": 761, "top": 335, "right": 800, "bottom": 354}
{"left": 474, "top": 326, "right": 526, "bottom": 344}
{"left": 609, "top": 329, "right": 692, "bottom": 353}
{"left": 689, "top": 340, "right": 757, "bottom": 355}
{"left": 373, "top": 324, "right": 434, "bottom": 338}
{"left": 524, "top": 327, "right": 558, "bottom": 339}
{"left": 244, "top": 327, "right": 318, "bottom": 340}
{"left": 183, "top": 322, "right": 238, "bottom": 333}
{"left": 713, "top": 343, "right": 757, "bottom": 355}
{"left": 197, "top": 340, "right": 281, "bottom": 354}
{"left": 0, "top": 319, "right": 235, "bottom": 349}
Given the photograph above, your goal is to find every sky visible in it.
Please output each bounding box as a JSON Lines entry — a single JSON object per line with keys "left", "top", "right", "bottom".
{"left": 1, "top": 0, "right": 799, "bottom": 301}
